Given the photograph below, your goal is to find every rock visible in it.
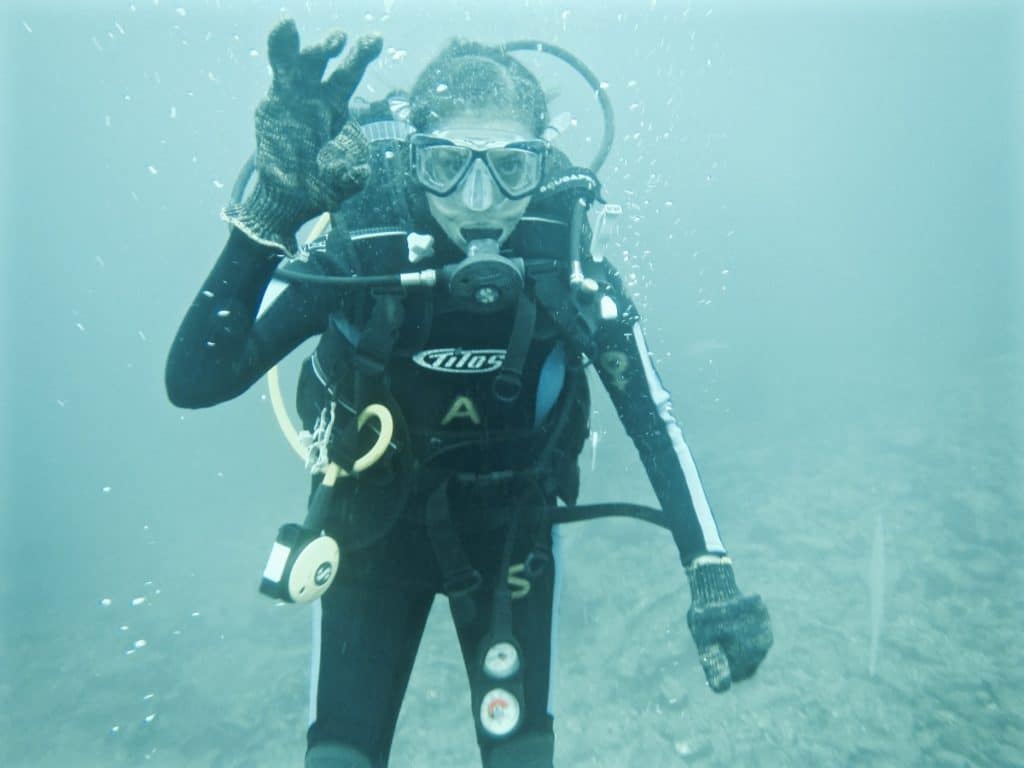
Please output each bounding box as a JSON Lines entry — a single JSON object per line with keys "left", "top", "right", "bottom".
{"left": 673, "top": 736, "right": 713, "bottom": 761}
{"left": 658, "top": 674, "right": 689, "bottom": 711}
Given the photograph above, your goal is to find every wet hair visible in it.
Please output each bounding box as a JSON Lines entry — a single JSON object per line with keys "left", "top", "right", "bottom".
{"left": 409, "top": 40, "right": 548, "bottom": 137}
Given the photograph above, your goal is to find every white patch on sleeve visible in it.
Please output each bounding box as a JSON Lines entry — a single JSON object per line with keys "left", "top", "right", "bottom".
{"left": 547, "top": 524, "right": 564, "bottom": 716}
{"left": 632, "top": 322, "right": 725, "bottom": 553}
{"left": 308, "top": 600, "right": 323, "bottom": 726}
{"left": 257, "top": 278, "right": 289, "bottom": 320}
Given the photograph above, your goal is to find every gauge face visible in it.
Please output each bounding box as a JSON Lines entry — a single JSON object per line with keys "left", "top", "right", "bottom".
{"left": 289, "top": 535, "right": 339, "bottom": 603}
{"left": 483, "top": 642, "right": 520, "bottom": 679}
{"left": 480, "top": 688, "right": 521, "bottom": 737}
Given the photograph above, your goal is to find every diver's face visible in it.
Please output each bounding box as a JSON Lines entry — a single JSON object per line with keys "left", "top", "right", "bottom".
{"left": 423, "top": 116, "right": 538, "bottom": 252}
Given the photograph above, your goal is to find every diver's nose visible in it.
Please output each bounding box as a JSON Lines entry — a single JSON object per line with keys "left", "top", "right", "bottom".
{"left": 460, "top": 159, "right": 495, "bottom": 212}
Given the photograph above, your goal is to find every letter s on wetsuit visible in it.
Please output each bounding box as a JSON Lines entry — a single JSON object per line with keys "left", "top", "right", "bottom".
{"left": 165, "top": 136, "right": 727, "bottom": 768}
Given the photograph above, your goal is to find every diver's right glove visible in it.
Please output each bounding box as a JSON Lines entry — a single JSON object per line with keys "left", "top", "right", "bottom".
{"left": 685, "top": 554, "right": 773, "bottom": 693}
{"left": 222, "top": 19, "right": 383, "bottom": 255}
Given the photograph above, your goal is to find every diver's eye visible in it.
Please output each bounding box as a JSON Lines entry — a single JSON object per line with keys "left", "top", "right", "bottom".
{"left": 487, "top": 148, "right": 540, "bottom": 196}
{"left": 432, "top": 147, "right": 470, "bottom": 179}
{"left": 490, "top": 150, "right": 526, "bottom": 177}
{"left": 418, "top": 145, "right": 472, "bottom": 192}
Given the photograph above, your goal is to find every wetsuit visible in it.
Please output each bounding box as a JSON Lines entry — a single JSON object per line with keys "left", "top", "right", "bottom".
{"left": 166, "top": 162, "right": 727, "bottom": 768}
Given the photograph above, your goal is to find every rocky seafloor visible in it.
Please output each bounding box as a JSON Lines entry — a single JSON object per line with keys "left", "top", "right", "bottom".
{"left": 5, "top": 358, "right": 1021, "bottom": 767}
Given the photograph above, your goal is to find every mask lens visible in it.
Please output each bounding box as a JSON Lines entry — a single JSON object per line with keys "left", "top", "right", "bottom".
{"left": 417, "top": 144, "right": 472, "bottom": 194}
{"left": 485, "top": 147, "right": 542, "bottom": 198}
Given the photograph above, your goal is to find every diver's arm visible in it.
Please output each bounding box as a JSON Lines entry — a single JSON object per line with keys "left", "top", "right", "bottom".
{"left": 584, "top": 260, "right": 772, "bottom": 692}
{"left": 165, "top": 227, "right": 326, "bottom": 408}
{"left": 587, "top": 262, "right": 727, "bottom": 566}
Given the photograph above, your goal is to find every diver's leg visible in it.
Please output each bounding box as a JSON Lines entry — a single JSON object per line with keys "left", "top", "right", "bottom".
{"left": 305, "top": 742, "right": 375, "bottom": 768}
{"left": 306, "top": 530, "right": 436, "bottom": 768}
{"left": 453, "top": 522, "right": 561, "bottom": 768}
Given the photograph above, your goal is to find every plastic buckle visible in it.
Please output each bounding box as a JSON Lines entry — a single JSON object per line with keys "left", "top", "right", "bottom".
{"left": 524, "top": 547, "right": 552, "bottom": 579}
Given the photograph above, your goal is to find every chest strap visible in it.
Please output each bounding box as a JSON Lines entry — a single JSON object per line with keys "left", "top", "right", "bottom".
{"left": 320, "top": 288, "right": 406, "bottom": 473}
{"left": 353, "top": 290, "right": 405, "bottom": 405}
{"left": 491, "top": 292, "right": 538, "bottom": 403}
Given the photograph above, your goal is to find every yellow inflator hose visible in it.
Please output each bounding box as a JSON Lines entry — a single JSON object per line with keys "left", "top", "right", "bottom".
{"left": 265, "top": 212, "right": 393, "bottom": 477}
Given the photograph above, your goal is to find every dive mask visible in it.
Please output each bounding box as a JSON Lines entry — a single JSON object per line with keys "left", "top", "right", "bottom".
{"left": 412, "top": 130, "right": 547, "bottom": 251}
{"left": 410, "top": 134, "right": 547, "bottom": 199}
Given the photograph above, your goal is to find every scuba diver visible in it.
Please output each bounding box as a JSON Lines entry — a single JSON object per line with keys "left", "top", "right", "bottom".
{"left": 165, "top": 19, "right": 772, "bottom": 768}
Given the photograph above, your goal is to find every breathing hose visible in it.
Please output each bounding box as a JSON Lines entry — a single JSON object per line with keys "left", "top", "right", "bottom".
{"left": 502, "top": 39, "right": 615, "bottom": 174}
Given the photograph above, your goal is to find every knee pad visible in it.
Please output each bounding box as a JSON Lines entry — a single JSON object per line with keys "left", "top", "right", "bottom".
{"left": 305, "top": 742, "right": 374, "bottom": 768}
{"left": 484, "top": 732, "right": 555, "bottom": 768}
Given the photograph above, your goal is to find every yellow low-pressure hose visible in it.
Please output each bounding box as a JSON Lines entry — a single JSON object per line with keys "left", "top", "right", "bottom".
{"left": 265, "top": 212, "right": 394, "bottom": 476}
{"left": 267, "top": 365, "right": 307, "bottom": 461}
{"left": 325, "top": 403, "right": 394, "bottom": 484}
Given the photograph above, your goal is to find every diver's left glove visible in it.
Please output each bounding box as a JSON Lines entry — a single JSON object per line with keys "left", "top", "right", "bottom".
{"left": 685, "top": 555, "right": 773, "bottom": 693}
{"left": 222, "top": 19, "right": 383, "bottom": 255}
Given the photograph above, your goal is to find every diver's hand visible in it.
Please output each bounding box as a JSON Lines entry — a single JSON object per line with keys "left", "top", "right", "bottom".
{"left": 685, "top": 555, "right": 773, "bottom": 693}
{"left": 222, "top": 19, "right": 383, "bottom": 255}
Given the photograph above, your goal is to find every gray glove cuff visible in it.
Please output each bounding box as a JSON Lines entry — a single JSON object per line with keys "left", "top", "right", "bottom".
{"left": 686, "top": 555, "right": 741, "bottom": 606}
{"left": 221, "top": 180, "right": 309, "bottom": 256}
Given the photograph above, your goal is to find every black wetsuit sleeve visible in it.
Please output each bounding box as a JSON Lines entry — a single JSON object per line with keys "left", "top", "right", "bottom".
{"left": 586, "top": 260, "right": 728, "bottom": 565}
{"left": 165, "top": 227, "right": 332, "bottom": 408}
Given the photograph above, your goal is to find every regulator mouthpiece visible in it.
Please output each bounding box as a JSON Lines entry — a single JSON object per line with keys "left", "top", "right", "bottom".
{"left": 443, "top": 238, "right": 524, "bottom": 312}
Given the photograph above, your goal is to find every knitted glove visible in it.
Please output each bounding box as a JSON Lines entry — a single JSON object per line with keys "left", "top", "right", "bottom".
{"left": 222, "top": 19, "right": 383, "bottom": 255}
{"left": 686, "top": 555, "right": 773, "bottom": 692}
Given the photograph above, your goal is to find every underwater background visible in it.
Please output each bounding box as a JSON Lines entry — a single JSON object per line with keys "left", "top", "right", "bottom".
{"left": 2, "top": 0, "right": 1021, "bottom": 765}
